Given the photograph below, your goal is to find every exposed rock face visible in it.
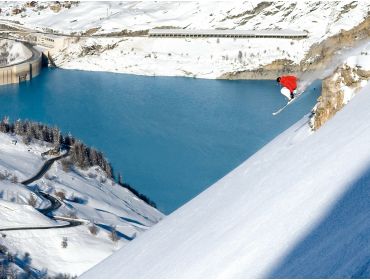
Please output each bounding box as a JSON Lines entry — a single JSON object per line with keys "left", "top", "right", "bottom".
{"left": 301, "top": 13, "right": 370, "bottom": 71}
{"left": 220, "top": 59, "right": 300, "bottom": 80}
{"left": 221, "top": 14, "right": 370, "bottom": 131}
{"left": 311, "top": 62, "right": 370, "bottom": 130}
{"left": 220, "top": 15, "right": 370, "bottom": 80}
{"left": 311, "top": 73, "right": 344, "bottom": 130}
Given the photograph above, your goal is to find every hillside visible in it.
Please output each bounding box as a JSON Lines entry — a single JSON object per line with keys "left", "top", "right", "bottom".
{"left": 0, "top": 40, "right": 32, "bottom": 66}
{"left": 0, "top": 130, "right": 163, "bottom": 278}
{"left": 0, "top": 1, "right": 369, "bottom": 78}
{"left": 82, "top": 83, "right": 370, "bottom": 278}
{"left": 1, "top": 1, "right": 370, "bottom": 278}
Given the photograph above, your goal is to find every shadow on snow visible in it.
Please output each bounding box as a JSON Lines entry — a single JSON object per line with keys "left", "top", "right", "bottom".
{"left": 267, "top": 163, "right": 370, "bottom": 278}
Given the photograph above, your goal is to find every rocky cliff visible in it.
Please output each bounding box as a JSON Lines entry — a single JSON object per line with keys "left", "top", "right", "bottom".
{"left": 311, "top": 55, "right": 370, "bottom": 130}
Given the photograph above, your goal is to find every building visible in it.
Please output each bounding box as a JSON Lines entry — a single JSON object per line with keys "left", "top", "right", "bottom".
{"left": 148, "top": 29, "right": 308, "bottom": 39}
{"left": 35, "top": 34, "right": 75, "bottom": 50}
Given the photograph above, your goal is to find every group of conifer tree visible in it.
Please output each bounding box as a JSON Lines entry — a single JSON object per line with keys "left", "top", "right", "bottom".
{"left": 0, "top": 117, "right": 112, "bottom": 178}
{"left": 0, "top": 117, "right": 156, "bottom": 208}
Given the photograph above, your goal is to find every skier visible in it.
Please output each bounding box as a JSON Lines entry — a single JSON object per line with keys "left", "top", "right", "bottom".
{"left": 276, "top": 75, "right": 297, "bottom": 100}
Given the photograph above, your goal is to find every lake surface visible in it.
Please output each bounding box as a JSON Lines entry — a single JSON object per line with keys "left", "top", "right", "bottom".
{"left": 0, "top": 69, "right": 321, "bottom": 214}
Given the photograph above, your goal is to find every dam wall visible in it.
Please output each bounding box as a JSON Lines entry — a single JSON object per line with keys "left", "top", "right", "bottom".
{"left": 0, "top": 44, "right": 42, "bottom": 86}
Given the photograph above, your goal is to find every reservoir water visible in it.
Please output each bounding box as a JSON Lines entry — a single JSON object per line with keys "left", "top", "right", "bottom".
{"left": 0, "top": 69, "right": 321, "bottom": 214}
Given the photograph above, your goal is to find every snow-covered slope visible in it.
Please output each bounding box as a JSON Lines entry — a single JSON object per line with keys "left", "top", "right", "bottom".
{"left": 2, "top": 1, "right": 367, "bottom": 39}
{"left": 1, "top": 1, "right": 369, "bottom": 78}
{"left": 0, "top": 40, "right": 32, "bottom": 66}
{"left": 333, "top": 47, "right": 370, "bottom": 104}
{"left": 82, "top": 84, "right": 370, "bottom": 278}
{"left": 0, "top": 132, "right": 163, "bottom": 277}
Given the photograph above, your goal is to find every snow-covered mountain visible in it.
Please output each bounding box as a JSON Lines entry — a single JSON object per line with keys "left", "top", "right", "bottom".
{"left": 1, "top": 1, "right": 369, "bottom": 78}
{"left": 82, "top": 82, "right": 370, "bottom": 278}
{"left": 3, "top": 1, "right": 365, "bottom": 36}
{"left": 0, "top": 131, "right": 163, "bottom": 278}
{"left": 1, "top": 1, "right": 370, "bottom": 278}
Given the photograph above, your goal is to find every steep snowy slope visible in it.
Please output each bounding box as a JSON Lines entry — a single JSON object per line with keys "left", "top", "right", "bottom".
{"left": 82, "top": 84, "right": 370, "bottom": 278}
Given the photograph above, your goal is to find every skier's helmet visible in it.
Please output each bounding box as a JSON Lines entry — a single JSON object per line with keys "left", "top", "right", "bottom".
{"left": 276, "top": 77, "right": 281, "bottom": 83}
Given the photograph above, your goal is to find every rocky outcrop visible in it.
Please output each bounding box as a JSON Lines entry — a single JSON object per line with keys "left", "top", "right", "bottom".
{"left": 311, "top": 73, "right": 344, "bottom": 130}
{"left": 220, "top": 14, "right": 370, "bottom": 80}
{"left": 220, "top": 59, "right": 301, "bottom": 80}
{"left": 311, "top": 63, "right": 370, "bottom": 130}
{"left": 220, "top": 13, "right": 370, "bottom": 131}
{"left": 300, "top": 13, "right": 370, "bottom": 72}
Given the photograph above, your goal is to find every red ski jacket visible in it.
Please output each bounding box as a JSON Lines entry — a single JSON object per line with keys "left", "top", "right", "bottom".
{"left": 279, "top": 76, "right": 297, "bottom": 93}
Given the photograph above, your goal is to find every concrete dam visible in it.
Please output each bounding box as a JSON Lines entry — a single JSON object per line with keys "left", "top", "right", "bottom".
{"left": 0, "top": 42, "right": 42, "bottom": 86}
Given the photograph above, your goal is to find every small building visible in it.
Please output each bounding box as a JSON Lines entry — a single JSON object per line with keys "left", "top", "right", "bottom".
{"left": 36, "top": 34, "right": 75, "bottom": 50}
{"left": 41, "top": 147, "right": 60, "bottom": 157}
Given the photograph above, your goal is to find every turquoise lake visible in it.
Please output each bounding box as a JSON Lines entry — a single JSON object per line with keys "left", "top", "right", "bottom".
{"left": 0, "top": 69, "right": 321, "bottom": 214}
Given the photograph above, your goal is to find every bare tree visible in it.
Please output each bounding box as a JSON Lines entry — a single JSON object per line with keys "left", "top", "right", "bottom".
{"left": 61, "top": 237, "right": 68, "bottom": 248}
{"left": 54, "top": 190, "right": 66, "bottom": 201}
{"left": 88, "top": 224, "right": 99, "bottom": 236}
{"left": 109, "top": 226, "right": 120, "bottom": 243}
{"left": 27, "top": 194, "right": 37, "bottom": 207}
{"left": 10, "top": 175, "right": 18, "bottom": 184}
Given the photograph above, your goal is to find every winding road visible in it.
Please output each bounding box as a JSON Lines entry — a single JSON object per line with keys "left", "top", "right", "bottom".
{"left": 0, "top": 150, "right": 86, "bottom": 232}
{"left": 0, "top": 220, "right": 82, "bottom": 232}
{"left": 21, "top": 152, "right": 69, "bottom": 186}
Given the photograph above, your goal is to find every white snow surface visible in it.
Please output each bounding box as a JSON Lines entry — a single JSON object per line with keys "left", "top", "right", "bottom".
{"left": 1, "top": 1, "right": 369, "bottom": 78}
{"left": 346, "top": 46, "right": 370, "bottom": 71}
{"left": 0, "top": 133, "right": 48, "bottom": 180}
{"left": 0, "top": 200, "right": 57, "bottom": 228}
{"left": 340, "top": 44, "right": 370, "bottom": 103}
{"left": 82, "top": 84, "right": 370, "bottom": 278}
{"left": 0, "top": 132, "right": 163, "bottom": 277}
{"left": 1, "top": 1, "right": 368, "bottom": 38}
{"left": 0, "top": 40, "right": 32, "bottom": 66}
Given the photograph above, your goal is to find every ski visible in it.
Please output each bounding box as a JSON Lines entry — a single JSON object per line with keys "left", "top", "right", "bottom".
{"left": 272, "top": 91, "right": 303, "bottom": 115}
{"left": 272, "top": 101, "right": 293, "bottom": 115}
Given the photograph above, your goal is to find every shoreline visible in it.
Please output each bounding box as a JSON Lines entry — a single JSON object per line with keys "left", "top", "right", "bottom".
{"left": 51, "top": 15, "right": 370, "bottom": 83}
